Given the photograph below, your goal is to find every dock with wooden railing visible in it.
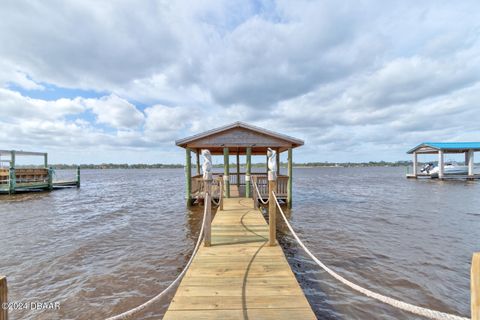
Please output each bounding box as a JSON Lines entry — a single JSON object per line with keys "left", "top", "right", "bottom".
{"left": 0, "top": 150, "right": 80, "bottom": 194}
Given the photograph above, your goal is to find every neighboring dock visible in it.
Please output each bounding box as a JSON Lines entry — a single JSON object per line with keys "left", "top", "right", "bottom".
{"left": 163, "top": 197, "right": 316, "bottom": 320}
{"left": 0, "top": 150, "right": 80, "bottom": 194}
{"left": 407, "top": 142, "right": 480, "bottom": 180}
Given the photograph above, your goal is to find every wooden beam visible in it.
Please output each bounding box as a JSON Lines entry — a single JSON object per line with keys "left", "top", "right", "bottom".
{"left": 0, "top": 275, "right": 7, "bottom": 320}
{"left": 473, "top": 252, "right": 480, "bottom": 320}
{"left": 287, "top": 148, "right": 292, "bottom": 208}
{"left": 186, "top": 148, "right": 192, "bottom": 207}
{"left": 223, "top": 148, "right": 230, "bottom": 198}
{"left": 246, "top": 147, "right": 251, "bottom": 198}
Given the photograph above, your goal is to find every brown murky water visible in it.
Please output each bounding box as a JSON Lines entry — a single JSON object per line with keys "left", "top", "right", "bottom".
{"left": 0, "top": 167, "right": 478, "bottom": 319}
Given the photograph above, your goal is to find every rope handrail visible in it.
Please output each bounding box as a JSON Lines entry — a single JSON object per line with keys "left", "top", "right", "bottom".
{"left": 105, "top": 194, "right": 209, "bottom": 320}
{"left": 271, "top": 192, "right": 468, "bottom": 320}
{"left": 253, "top": 181, "right": 268, "bottom": 205}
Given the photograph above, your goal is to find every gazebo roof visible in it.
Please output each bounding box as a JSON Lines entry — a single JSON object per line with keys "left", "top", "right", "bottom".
{"left": 176, "top": 121, "right": 304, "bottom": 155}
{"left": 407, "top": 142, "right": 480, "bottom": 154}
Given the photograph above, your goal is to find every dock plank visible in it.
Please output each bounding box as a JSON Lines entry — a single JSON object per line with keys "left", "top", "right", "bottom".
{"left": 163, "top": 198, "right": 315, "bottom": 320}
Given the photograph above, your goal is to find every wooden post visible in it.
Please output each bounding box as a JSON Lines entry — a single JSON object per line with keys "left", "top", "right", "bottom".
{"left": 223, "top": 148, "right": 230, "bottom": 198}
{"left": 268, "top": 164, "right": 277, "bottom": 246}
{"left": 219, "top": 178, "right": 224, "bottom": 211}
{"left": 413, "top": 152, "right": 418, "bottom": 177}
{"left": 76, "top": 166, "right": 81, "bottom": 188}
{"left": 0, "top": 275, "right": 7, "bottom": 320}
{"left": 253, "top": 176, "right": 258, "bottom": 209}
{"left": 8, "top": 168, "right": 15, "bottom": 195}
{"left": 276, "top": 149, "right": 280, "bottom": 175}
{"left": 186, "top": 148, "right": 192, "bottom": 207}
{"left": 246, "top": 147, "right": 251, "bottom": 198}
{"left": 287, "top": 148, "right": 293, "bottom": 208}
{"left": 438, "top": 150, "right": 444, "bottom": 179}
{"left": 48, "top": 167, "right": 53, "bottom": 190}
{"left": 468, "top": 150, "right": 475, "bottom": 177}
{"left": 196, "top": 150, "right": 200, "bottom": 175}
{"left": 473, "top": 252, "right": 480, "bottom": 320}
{"left": 10, "top": 150, "right": 15, "bottom": 169}
{"left": 44, "top": 153, "right": 48, "bottom": 168}
{"left": 236, "top": 151, "right": 240, "bottom": 190}
{"left": 204, "top": 179, "right": 212, "bottom": 247}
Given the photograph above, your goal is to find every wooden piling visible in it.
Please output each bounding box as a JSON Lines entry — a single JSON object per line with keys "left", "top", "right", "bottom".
{"left": 268, "top": 171, "right": 277, "bottom": 247}
{"left": 223, "top": 148, "right": 230, "bottom": 198}
{"left": 186, "top": 148, "right": 192, "bottom": 207}
{"left": 473, "top": 252, "right": 480, "bottom": 320}
{"left": 287, "top": 148, "right": 293, "bottom": 208}
{"left": 44, "top": 153, "right": 48, "bottom": 168}
{"left": 204, "top": 179, "right": 212, "bottom": 247}
{"left": 48, "top": 167, "right": 53, "bottom": 190}
{"left": 10, "top": 150, "right": 15, "bottom": 169}
{"left": 219, "top": 179, "right": 224, "bottom": 211}
{"left": 76, "top": 166, "right": 81, "bottom": 188}
{"left": 8, "top": 169, "right": 15, "bottom": 195}
{"left": 0, "top": 275, "right": 7, "bottom": 320}
{"left": 245, "top": 147, "right": 251, "bottom": 198}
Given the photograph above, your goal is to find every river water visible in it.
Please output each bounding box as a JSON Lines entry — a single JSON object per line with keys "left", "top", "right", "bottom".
{"left": 0, "top": 167, "right": 478, "bottom": 319}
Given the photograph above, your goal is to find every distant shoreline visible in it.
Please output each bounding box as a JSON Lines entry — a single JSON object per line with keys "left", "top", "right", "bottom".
{"left": 35, "top": 161, "right": 414, "bottom": 169}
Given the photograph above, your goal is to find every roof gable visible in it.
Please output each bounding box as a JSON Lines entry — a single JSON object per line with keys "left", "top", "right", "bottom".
{"left": 176, "top": 122, "right": 304, "bottom": 149}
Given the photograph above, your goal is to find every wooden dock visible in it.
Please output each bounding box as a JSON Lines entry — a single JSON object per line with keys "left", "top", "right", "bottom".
{"left": 163, "top": 197, "right": 316, "bottom": 320}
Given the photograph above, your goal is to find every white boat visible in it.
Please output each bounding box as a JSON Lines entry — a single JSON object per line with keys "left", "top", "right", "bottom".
{"left": 420, "top": 162, "right": 468, "bottom": 177}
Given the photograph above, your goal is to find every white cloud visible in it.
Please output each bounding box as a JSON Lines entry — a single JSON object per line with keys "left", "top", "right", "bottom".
{"left": 85, "top": 94, "right": 145, "bottom": 129}
{"left": 1, "top": 0, "right": 480, "bottom": 163}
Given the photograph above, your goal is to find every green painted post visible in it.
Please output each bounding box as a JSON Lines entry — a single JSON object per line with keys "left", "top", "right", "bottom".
{"left": 186, "top": 148, "right": 192, "bottom": 207}
{"left": 276, "top": 149, "right": 280, "bottom": 175}
{"left": 287, "top": 148, "right": 293, "bottom": 208}
{"left": 223, "top": 147, "right": 230, "bottom": 198}
{"left": 10, "top": 150, "right": 15, "bottom": 168}
{"left": 196, "top": 150, "right": 200, "bottom": 175}
{"left": 48, "top": 167, "right": 53, "bottom": 190}
{"left": 76, "top": 166, "right": 81, "bottom": 188}
{"left": 8, "top": 168, "right": 15, "bottom": 194}
{"left": 236, "top": 152, "right": 240, "bottom": 189}
{"left": 246, "top": 147, "right": 251, "bottom": 197}
{"left": 44, "top": 153, "right": 48, "bottom": 168}
{"left": 9, "top": 150, "right": 16, "bottom": 194}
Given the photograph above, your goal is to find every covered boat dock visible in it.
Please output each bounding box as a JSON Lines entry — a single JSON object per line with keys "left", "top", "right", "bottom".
{"left": 175, "top": 122, "right": 304, "bottom": 207}
{"left": 407, "top": 142, "right": 480, "bottom": 179}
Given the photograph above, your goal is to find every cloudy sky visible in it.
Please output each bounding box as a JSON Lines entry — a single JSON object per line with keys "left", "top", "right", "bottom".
{"left": 1, "top": 0, "right": 479, "bottom": 164}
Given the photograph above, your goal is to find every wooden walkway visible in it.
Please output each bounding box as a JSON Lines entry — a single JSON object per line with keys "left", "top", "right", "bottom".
{"left": 163, "top": 198, "right": 315, "bottom": 320}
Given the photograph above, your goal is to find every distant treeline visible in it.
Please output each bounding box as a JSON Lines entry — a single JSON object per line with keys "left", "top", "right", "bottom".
{"left": 47, "top": 160, "right": 413, "bottom": 169}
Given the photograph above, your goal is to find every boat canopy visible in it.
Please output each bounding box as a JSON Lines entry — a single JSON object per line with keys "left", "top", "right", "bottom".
{"left": 407, "top": 142, "right": 480, "bottom": 154}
